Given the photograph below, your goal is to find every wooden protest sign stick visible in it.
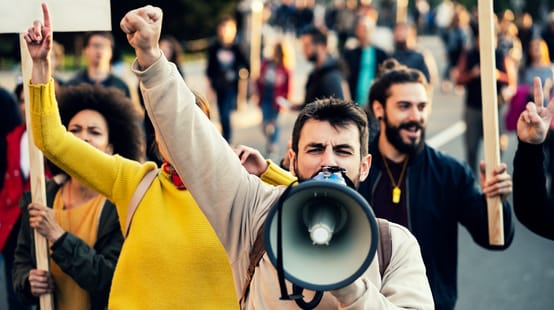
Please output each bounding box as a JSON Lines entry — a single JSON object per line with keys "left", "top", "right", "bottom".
{"left": 19, "top": 35, "right": 54, "bottom": 309}
{"left": 478, "top": 0, "right": 504, "bottom": 245}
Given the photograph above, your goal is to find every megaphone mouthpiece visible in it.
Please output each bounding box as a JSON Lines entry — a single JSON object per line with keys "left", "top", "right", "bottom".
{"left": 309, "top": 224, "right": 333, "bottom": 245}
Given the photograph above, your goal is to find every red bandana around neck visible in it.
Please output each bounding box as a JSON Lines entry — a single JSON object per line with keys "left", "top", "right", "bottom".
{"left": 162, "top": 160, "right": 187, "bottom": 190}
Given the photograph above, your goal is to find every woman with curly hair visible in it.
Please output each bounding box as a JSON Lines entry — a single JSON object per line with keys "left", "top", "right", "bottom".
{"left": 12, "top": 82, "right": 144, "bottom": 310}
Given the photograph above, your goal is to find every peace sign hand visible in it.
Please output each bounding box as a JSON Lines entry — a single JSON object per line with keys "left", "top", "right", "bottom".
{"left": 517, "top": 77, "right": 554, "bottom": 144}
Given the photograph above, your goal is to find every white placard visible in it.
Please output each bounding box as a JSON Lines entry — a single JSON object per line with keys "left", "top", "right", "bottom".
{"left": 0, "top": 0, "right": 111, "bottom": 33}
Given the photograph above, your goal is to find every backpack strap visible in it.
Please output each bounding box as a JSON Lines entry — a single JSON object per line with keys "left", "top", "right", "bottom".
{"left": 377, "top": 218, "right": 392, "bottom": 278}
{"left": 239, "top": 217, "right": 393, "bottom": 306}
{"left": 124, "top": 168, "right": 159, "bottom": 238}
{"left": 240, "top": 227, "right": 266, "bottom": 307}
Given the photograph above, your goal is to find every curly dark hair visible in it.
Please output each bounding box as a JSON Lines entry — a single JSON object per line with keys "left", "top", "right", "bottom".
{"left": 57, "top": 83, "right": 144, "bottom": 162}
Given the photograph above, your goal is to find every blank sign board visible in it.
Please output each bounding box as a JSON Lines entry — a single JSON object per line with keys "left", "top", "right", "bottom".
{"left": 0, "top": 0, "right": 111, "bottom": 33}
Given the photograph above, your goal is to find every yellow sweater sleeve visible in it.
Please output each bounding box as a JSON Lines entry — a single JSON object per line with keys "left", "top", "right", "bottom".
{"left": 260, "top": 159, "right": 296, "bottom": 186}
{"left": 28, "top": 79, "right": 152, "bottom": 208}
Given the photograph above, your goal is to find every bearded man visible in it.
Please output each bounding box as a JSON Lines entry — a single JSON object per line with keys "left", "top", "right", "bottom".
{"left": 358, "top": 59, "right": 515, "bottom": 310}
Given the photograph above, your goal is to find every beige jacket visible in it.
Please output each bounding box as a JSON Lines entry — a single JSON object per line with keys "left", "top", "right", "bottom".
{"left": 134, "top": 55, "right": 434, "bottom": 309}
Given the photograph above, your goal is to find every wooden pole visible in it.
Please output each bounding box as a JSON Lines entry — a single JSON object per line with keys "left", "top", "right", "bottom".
{"left": 396, "top": 0, "right": 409, "bottom": 24}
{"left": 477, "top": 0, "right": 504, "bottom": 245}
{"left": 250, "top": 0, "right": 263, "bottom": 82}
{"left": 19, "top": 34, "right": 54, "bottom": 309}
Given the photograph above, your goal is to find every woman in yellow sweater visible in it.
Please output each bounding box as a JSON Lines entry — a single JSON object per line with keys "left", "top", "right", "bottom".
{"left": 13, "top": 82, "right": 143, "bottom": 310}
{"left": 22, "top": 4, "right": 240, "bottom": 309}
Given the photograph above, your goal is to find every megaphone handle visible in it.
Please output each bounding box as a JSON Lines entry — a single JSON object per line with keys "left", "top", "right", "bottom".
{"left": 293, "top": 285, "right": 323, "bottom": 310}
{"left": 274, "top": 184, "right": 324, "bottom": 309}
{"left": 276, "top": 185, "right": 300, "bottom": 300}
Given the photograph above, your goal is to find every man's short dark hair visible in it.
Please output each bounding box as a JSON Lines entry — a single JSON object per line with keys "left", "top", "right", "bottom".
{"left": 291, "top": 98, "right": 369, "bottom": 158}
{"left": 368, "top": 58, "right": 429, "bottom": 116}
{"left": 301, "top": 25, "right": 327, "bottom": 46}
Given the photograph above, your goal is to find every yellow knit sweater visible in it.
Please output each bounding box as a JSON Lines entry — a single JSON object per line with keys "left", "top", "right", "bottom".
{"left": 30, "top": 80, "right": 237, "bottom": 309}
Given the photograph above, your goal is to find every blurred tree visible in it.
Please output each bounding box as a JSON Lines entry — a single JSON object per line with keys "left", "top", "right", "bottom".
{"left": 111, "top": 0, "right": 240, "bottom": 52}
{"left": 0, "top": 0, "right": 241, "bottom": 66}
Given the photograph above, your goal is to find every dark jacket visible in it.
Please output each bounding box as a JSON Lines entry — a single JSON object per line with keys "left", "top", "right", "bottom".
{"left": 12, "top": 180, "right": 123, "bottom": 310}
{"left": 457, "top": 48, "right": 507, "bottom": 110}
{"left": 206, "top": 41, "right": 250, "bottom": 92}
{"left": 304, "top": 57, "right": 345, "bottom": 105}
{"left": 66, "top": 70, "right": 131, "bottom": 98}
{"left": 342, "top": 45, "right": 388, "bottom": 101}
{"left": 359, "top": 139, "right": 514, "bottom": 310}
{"left": 391, "top": 49, "right": 430, "bottom": 82}
{"left": 513, "top": 140, "right": 554, "bottom": 240}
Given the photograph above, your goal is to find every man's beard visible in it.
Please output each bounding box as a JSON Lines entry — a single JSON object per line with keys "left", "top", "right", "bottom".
{"left": 307, "top": 52, "right": 318, "bottom": 63}
{"left": 384, "top": 115, "right": 425, "bottom": 156}
{"left": 394, "top": 40, "right": 408, "bottom": 51}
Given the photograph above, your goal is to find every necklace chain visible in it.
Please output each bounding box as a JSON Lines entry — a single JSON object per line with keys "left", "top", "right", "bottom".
{"left": 381, "top": 155, "right": 409, "bottom": 204}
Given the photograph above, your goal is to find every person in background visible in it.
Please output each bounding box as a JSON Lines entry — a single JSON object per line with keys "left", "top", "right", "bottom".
{"left": 0, "top": 85, "right": 22, "bottom": 189}
{"left": 121, "top": 5, "right": 434, "bottom": 309}
{"left": 0, "top": 83, "right": 32, "bottom": 310}
{"left": 342, "top": 16, "right": 388, "bottom": 107}
{"left": 540, "top": 12, "right": 554, "bottom": 63}
{"left": 440, "top": 5, "right": 471, "bottom": 93}
{"left": 206, "top": 16, "right": 249, "bottom": 143}
{"left": 456, "top": 26, "right": 513, "bottom": 176}
{"left": 301, "top": 25, "right": 346, "bottom": 106}
{"left": 51, "top": 40, "right": 66, "bottom": 89}
{"left": 391, "top": 21, "right": 434, "bottom": 85}
{"left": 66, "top": 31, "right": 130, "bottom": 98}
{"left": 513, "top": 77, "right": 554, "bottom": 240}
{"left": 516, "top": 12, "right": 536, "bottom": 65}
{"left": 359, "top": 59, "right": 514, "bottom": 309}
{"left": 159, "top": 35, "right": 185, "bottom": 77}
{"left": 256, "top": 41, "right": 290, "bottom": 158}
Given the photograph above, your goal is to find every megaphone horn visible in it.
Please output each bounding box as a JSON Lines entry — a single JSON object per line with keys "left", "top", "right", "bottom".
{"left": 264, "top": 177, "right": 379, "bottom": 293}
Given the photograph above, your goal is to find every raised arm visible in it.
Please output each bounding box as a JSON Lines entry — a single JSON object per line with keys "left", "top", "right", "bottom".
{"left": 513, "top": 77, "right": 554, "bottom": 240}
{"left": 24, "top": 3, "right": 150, "bottom": 214}
{"left": 122, "top": 6, "right": 283, "bottom": 258}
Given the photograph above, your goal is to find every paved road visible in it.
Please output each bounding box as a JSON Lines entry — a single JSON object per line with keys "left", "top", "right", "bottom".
{"left": 2, "top": 34, "right": 552, "bottom": 309}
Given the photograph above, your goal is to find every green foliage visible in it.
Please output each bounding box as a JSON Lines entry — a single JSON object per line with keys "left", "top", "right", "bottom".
{"left": 111, "top": 0, "right": 240, "bottom": 43}
{"left": 108, "top": 0, "right": 241, "bottom": 56}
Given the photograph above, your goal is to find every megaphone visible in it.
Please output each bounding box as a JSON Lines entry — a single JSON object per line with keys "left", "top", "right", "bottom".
{"left": 264, "top": 167, "right": 378, "bottom": 308}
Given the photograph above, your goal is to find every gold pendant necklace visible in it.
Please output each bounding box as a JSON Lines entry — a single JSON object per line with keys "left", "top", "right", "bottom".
{"left": 381, "top": 155, "right": 409, "bottom": 204}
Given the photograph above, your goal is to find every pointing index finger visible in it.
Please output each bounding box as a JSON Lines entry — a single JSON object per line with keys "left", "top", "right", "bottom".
{"left": 41, "top": 2, "right": 51, "bottom": 29}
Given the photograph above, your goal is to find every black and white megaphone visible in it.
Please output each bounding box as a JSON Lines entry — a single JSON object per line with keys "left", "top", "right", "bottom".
{"left": 264, "top": 166, "right": 378, "bottom": 309}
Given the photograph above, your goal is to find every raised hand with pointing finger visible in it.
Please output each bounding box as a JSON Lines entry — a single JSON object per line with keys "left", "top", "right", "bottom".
{"left": 23, "top": 3, "right": 52, "bottom": 84}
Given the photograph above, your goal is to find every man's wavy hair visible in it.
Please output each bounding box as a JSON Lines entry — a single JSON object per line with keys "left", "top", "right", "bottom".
{"left": 367, "top": 58, "right": 430, "bottom": 116}
{"left": 55, "top": 83, "right": 144, "bottom": 165}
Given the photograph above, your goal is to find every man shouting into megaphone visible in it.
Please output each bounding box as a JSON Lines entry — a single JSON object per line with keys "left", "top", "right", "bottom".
{"left": 121, "top": 5, "right": 433, "bottom": 309}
